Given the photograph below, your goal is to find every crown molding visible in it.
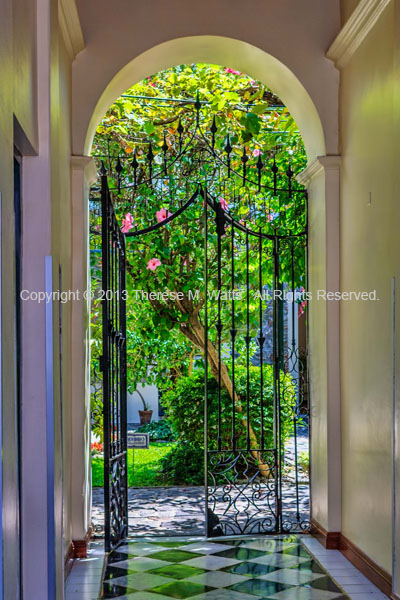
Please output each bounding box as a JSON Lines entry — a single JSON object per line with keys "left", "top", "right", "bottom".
{"left": 58, "top": 0, "right": 85, "bottom": 60}
{"left": 297, "top": 156, "right": 341, "bottom": 186}
{"left": 327, "top": 0, "right": 391, "bottom": 68}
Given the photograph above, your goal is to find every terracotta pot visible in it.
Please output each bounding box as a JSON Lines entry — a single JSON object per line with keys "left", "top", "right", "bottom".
{"left": 139, "top": 409, "right": 153, "bottom": 425}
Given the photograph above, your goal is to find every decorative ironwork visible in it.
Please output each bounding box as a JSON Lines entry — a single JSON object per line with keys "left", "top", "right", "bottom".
{"left": 100, "top": 173, "right": 128, "bottom": 552}
{"left": 203, "top": 191, "right": 309, "bottom": 536}
{"left": 91, "top": 93, "right": 307, "bottom": 241}
{"left": 207, "top": 450, "right": 277, "bottom": 536}
{"left": 92, "top": 95, "right": 310, "bottom": 539}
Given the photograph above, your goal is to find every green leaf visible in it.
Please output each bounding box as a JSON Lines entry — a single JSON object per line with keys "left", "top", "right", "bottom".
{"left": 251, "top": 103, "right": 270, "bottom": 115}
{"left": 143, "top": 121, "right": 155, "bottom": 135}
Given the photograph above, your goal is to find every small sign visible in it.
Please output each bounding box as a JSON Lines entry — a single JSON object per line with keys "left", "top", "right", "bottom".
{"left": 128, "top": 432, "right": 149, "bottom": 449}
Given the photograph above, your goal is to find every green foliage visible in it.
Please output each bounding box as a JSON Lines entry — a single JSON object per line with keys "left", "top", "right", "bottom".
{"left": 161, "top": 365, "right": 297, "bottom": 451}
{"left": 91, "top": 443, "right": 176, "bottom": 487}
{"left": 89, "top": 63, "right": 307, "bottom": 439}
{"left": 137, "top": 418, "right": 176, "bottom": 441}
{"left": 298, "top": 450, "right": 309, "bottom": 471}
{"left": 159, "top": 442, "right": 204, "bottom": 486}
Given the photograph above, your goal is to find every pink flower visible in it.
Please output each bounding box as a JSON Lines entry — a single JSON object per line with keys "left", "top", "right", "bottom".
{"left": 224, "top": 67, "right": 241, "bottom": 75}
{"left": 94, "top": 224, "right": 101, "bottom": 232}
{"left": 147, "top": 258, "right": 161, "bottom": 271}
{"left": 299, "top": 300, "right": 307, "bottom": 317}
{"left": 121, "top": 212, "right": 134, "bottom": 233}
{"left": 219, "top": 197, "right": 228, "bottom": 211}
{"left": 156, "top": 208, "right": 172, "bottom": 223}
{"left": 253, "top": 148, "right": 261, "bottom": 157}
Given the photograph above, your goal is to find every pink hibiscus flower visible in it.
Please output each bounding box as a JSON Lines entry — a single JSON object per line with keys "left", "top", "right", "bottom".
{"left": 219, "top": 197, "right": 228, "bottom": 211}
{"left": 253, "top": 148, "right": 261, "bottom": 157}
{"left": 147, "top": 258, "right": 161, "bottom": 271}
{"left": 121, "top": 212, "right": 134, "bottom": 233}
{"left": 224, "top": 67, "right": 241, "bottom": 75}
{"left": 156, "top": 208, "right": 172, "bottom": 223}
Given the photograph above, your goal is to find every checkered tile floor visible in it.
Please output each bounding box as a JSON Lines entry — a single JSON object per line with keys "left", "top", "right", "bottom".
{"left": 102, "top": 535, "right": 349, "bottom": 599}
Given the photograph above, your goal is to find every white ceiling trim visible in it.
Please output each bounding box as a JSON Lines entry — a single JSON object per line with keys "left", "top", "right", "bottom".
{"left": 58, "top": 0, "right": 85, "bottom": 59}
{"left": 327, "top": 0, "right": 391, "bottom": 68}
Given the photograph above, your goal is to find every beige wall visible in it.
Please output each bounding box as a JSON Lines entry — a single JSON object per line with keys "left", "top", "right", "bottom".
{"left": 339, "top": 0, "right": 400, "bottom": 573}
{"left": 0, "top": 0, "right": 79, "bottom": 597}
{"left": 0, "top": 0, "right": 41, "bottom": 596}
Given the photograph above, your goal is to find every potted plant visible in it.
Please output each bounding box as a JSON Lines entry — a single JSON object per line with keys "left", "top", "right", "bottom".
{"left": 135, "top": 389, "right": 153, "bottom": 425}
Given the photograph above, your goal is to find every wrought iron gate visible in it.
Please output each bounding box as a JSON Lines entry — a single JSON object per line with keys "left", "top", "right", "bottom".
{"left": 204, "top": 192, "right": 308, "bottom": 535}
{"left": 93, "top": 92, "right": 309, "bottom": 540}
{"left": 100, "top": 171, "right": 128, "bottom": 552}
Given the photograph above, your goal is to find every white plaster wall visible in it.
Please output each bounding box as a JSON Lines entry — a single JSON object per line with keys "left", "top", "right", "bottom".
{"left": 308, "top": 171, "right": 329, "bottom": 529}
{"left": 339, "top": 0, "right": 400, "bottom": 574}
{"left": 127, "top": 384, "right": 160, "bottom": 424}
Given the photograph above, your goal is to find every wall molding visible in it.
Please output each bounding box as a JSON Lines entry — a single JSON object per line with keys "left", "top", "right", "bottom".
{"left": 311, "top": 519, "right": 392, "bottom": 597}
{"left": 71, "top": 155, "right": 98, "bottom": 186}
{"left": 64, "top": 542, "right": 74, "bottom": 581}
{"left": 297, "top": 155, "right": 341, "bottom": 186}
{"left": 310, "top": 518, "right": 341, "bottom": 550}
{"left": 327, "top": 0, "right": 391, "bottom": 68}
{"left": 58, "top": 0, "right": 85, "bottom": 59}
{"left": 71, "top": 525, "right": 93, "bottom": 559}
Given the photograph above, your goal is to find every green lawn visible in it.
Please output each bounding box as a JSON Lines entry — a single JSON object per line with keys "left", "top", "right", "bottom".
{"left": 92, "top": 442, "right": 175, "bottom": 487}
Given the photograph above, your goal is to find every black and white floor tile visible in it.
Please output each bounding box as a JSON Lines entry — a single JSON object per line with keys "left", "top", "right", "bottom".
{"left": 101, "top": 535, "right": 351, "bottom": 599}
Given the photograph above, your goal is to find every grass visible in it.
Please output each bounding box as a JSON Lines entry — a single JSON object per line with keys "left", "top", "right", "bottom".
{"left": 92, "top": 442, "right": 175, "bottom": 487}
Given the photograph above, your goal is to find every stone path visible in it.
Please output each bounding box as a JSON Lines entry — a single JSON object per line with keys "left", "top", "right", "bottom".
{"left": 92, "top": 487, "right": 206, "bottom": 537}
{"left": 92, "top": 433, "right": 310, "bottom": 537}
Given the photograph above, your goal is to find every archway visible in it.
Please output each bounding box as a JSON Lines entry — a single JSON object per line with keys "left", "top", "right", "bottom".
{"left": 73, "top": 34, "right": 341, "bottom": 559}
{"left": 79, "top": 36, "right": 327, "bottom": 162}
{"left": 89, "top": 63, "right": 312, "bottom": 549}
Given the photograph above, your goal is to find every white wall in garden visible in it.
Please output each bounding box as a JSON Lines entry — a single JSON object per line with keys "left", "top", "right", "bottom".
{"left": 127, "top": 384, "right": 160, "bottom": 424}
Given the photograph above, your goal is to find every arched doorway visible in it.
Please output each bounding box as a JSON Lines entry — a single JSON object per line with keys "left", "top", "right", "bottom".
{"left": 89, "top": 64, "right": 311, "bottom": 551}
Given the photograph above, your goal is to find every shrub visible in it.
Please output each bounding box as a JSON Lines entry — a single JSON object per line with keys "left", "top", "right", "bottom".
{"left": 298, "top": 450, "right": 309, "bottom": 472}
{"left": 161, "top": 364, "right": 297, "bottom": 452}
{"left": 159, "top": 442, "right": 204, "bottom": 486}
{"left": 137, "top": 418, "right": 175, "bottom": 441}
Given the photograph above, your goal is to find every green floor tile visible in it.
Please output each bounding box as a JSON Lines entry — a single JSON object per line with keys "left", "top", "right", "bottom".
{"left": 150, "top": 580, "right": 213, "bottom": 598}
{"left": 149, "top": 563, "right": 206, "bottom": 580}
{"left": 150, "top": 550, "right": 202, "bottom": 563}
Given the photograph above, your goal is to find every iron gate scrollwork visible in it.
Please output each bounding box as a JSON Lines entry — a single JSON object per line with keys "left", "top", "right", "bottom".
{"left": 100, "top": 171, "right": 128, "bottom": 552}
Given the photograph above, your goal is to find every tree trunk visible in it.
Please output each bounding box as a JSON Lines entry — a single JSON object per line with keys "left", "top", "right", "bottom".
{"left": 180, "top": 312, "right": 272, "bottom": 478}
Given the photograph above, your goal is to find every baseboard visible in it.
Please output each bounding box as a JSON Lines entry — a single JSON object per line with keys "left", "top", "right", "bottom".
{"left": 72, "top": 525, "right": 94, "bottom": 559}
{"left": 311, "top": 519, "right": 392, "bottom": 597}
{"left": 64, "top": 542, "right": 74, "bottom": 581}
{"left": 310, "top": 518, "right": 340, "bottom": 549}
{"left": 340, "top": 534, "right": 392, "bottom": 598}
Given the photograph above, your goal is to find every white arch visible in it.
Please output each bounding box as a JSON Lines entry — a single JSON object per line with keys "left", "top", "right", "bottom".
{"left": 83, "top": 36, "right": 326, "bottom": 161}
